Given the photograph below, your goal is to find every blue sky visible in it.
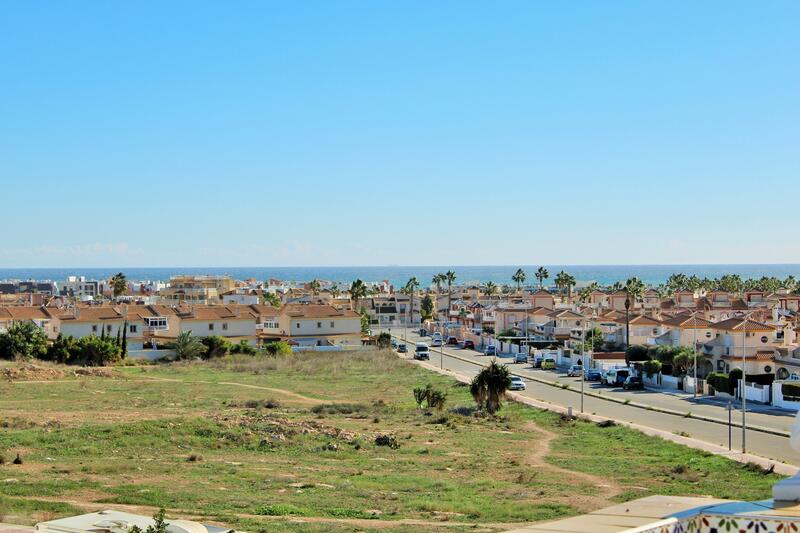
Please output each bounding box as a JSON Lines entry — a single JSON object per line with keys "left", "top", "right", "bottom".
{"left": 1, "top": 1, "right": 798, "bottom": 267}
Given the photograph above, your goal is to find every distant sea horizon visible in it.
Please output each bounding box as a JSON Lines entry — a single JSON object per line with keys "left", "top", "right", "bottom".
{"left": 1, "top": 265, "right": 799, "bottom": 288}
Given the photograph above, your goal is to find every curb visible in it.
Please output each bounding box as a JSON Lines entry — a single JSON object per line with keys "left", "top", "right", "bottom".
{"left": 397, "top": 349, "right": 799, "bottom": 476}
{"left": 392, "top": 335, "right": 791, "bottom": 439}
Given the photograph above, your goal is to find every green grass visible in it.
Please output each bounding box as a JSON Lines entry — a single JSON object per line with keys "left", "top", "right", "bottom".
{"left": 0, "top": 351, "right": 782, "bottom": 532}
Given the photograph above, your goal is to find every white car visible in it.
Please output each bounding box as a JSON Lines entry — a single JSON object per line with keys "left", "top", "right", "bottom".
{"left": 431, "top": 338, "right": 443, "bottom": 347}
{"left": 567, "top": 364, "right": 583, "bottom": 377}
{"left": 509, "top": 376, "right": 526, "bottom": 391}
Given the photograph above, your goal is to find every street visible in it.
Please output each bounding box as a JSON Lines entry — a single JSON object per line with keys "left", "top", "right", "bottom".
{"left": 385, "top": 327, "right": 795, "bottom": 466}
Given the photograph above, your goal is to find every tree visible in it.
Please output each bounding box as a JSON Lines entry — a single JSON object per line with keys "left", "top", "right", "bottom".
{"left": 484, "top": 281, "right": 498, "bottom": 298}
{"left": 264, "top": 292, "right": 281, "bottom": 307}
{"left": 377, "top": 332, "right": 391, "bottom": 349}
{"left": 625, "top": 277, "right": 645, "bottom": 302}
{"left": 129, "top": 509, "right": 169, "bottom": 533}
{"left": 0, "top": 322, "right": 48, "bottom": 360}
{"left": 535, "top": 267, "right": 549, "bottom": 290}
{"left": 231, "top": 340, "right": 257, "bottom": 355}
{"left": 555, "top": 271, "right": 576, "bottom": 302}
{"left": 308, "top": 279, "right": 321, "bottom": 296}
{"left": 717, "top": 274, "right": 743, "bottom": 295}
{"left": 512, "top": 268, "right": 526, "bottom": 292}
{"left": 111, "top": 272, "right": 128, "bottom": 298}
{"left": 170, "top": 331, "right": 207, "bottom": 360}
{"left": 74, "top": 335, "right": 122, "bottom": 366}
{"left": 201, "top": 336, "right": 230, "bottom": 359}
{"left": 573, "top": 327, "right": 604, "bottom": 354}
{"left": 330, "top": 286, "right": 341, "bottom": 299}
{"left": 625, "top": 344, "right": 650, "bottom": 365}
{"left": 420, "top": 294, "right": 434, "bottom": 321}
{"left": 349, "top": 279, "right": 368, "bottom": 314}
{"left": 359, "top": 308, "right": 371, "bottom": 334}
{"left": 432, "top": 273, "right": 446, "bottom": 294}
{"left": 445, "top": 270, "right": 456, "bottom": 320}
{"left": 44, "top": 333, "right": 79, "bottom": 364}
{"left": 121, "top": 321, "right": 128, "bottom": 358}
{"left": 401, "top": 277, "right": 420, "bottom": 326}
{"left": 469, "top": 360, "right": 511, "bottom": 414}
{"left": 264, "top": 341, "right": 292, "bottom": 356}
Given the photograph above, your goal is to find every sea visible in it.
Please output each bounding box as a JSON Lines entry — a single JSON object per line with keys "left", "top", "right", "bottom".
{"left": 1, "top": 265, "right": 799, "bottom": 288}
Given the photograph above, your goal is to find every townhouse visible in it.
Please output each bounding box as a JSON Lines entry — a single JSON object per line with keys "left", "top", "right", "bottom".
{"left": 656, "top": 313, "right": 714, "bottom": 349}
{"left": 267, "top": 304, "right": 361, "bottom": 347}
{"left": 702, "top": 317, "right": 780, "bottom": 374}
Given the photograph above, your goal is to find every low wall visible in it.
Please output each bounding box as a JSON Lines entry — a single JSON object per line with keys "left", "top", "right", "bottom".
{"left": 127, "top": 349, "right": 176, "bottom": 361}
{"left": 771, "top": 380, "right": 800, "bottom": 410}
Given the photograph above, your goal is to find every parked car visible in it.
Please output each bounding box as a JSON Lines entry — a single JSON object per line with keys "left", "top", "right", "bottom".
{"left": 623, "top": 375, "right": 644, "bottom": 390}
{"left": 567, "top": 364, "right": 583, "bottom": 377}
{"left": 414, "top": 342, "right": 430, "bottom": 360}
{"left": 541, "top": 357, "right": 556, "bottom": 370}
{"left": 419, "top": 328, "right": 427, "bottom": 337}
{"left": 431, "top": 332, "right": 442, "bottom": 341}
{"left": 397, "top": 344, "right": 407, "bottom": 354}
{"left": 431, "top": 338, "right": 443, "bottom": 347}
{"left": 515, "top": 353, "right": 528, "bottom": 364}
{"left": 585, "top": 368, "right": 603, "bottom": 381}
{"left": 484, "top": 345, "right": 497, "bottom": 356}
{"left": 533, "top": 355, "right": 543, "bottom": 368}
{"left": 446, "top": 336, "right": 458, "bottom": 346}
{"left": 604, "top": 368, "right": 630, "bottom": 387}
{"left": 390, "top": 338, "right": 399, "bottom": 349}
{"left": 463, "top": 340, "right": 475, "bottom": 350}
{"left": 509, "top": 376, "right": 526, "bottom": 391}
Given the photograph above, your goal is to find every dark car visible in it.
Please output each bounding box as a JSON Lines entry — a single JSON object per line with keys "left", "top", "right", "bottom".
{"left": 462, "top": 340, "right": 475, "bottom": 350}
{"left": 585, "top": 368, "right": 603, "bottom": 382}
{"left": 446, "top": 336, "right": 459, "bottom": 346}
{"left": 419, "top": 329, "right": 427, "bottom": 337}
{"left": 622, "top": 375, "right": 644, "bottom": 390}
{"left": 397, "top": 344, "right": 407, "bottom": 353}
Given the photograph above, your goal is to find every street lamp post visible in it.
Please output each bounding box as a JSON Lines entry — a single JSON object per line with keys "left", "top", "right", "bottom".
{"left": 741, "top": 315, "right": 748, "bottom": 454}
{"left": 693, "top": 312, "right": 698, "bottom": 399}
{"left": 624, "top": 296, "right": 631, "bottom": 354}
{"left": 581, "top": 318, "right": 586, "bottom": 413}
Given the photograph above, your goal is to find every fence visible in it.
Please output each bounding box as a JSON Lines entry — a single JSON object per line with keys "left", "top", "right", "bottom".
{"left": 771, "top": 380, "right": 800, "bottom": 410}
{"left": 739, "top": 381, "right": 771, "bottom": 404}
{"left": 127, "top": 349, "right": 176, "bottom": 361}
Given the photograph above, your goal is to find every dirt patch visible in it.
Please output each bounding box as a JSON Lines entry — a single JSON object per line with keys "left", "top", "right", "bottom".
{"left": 213, "top": 412, "right": 362, "bottom": 445}
{"left": 522, "top": 421, "right": 621, "bottom": 512}
{"left": 1, "top": 364, "right": 64, "bottom": 381}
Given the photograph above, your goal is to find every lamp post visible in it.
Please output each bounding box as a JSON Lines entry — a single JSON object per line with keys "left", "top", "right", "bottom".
{"left": 692, "top": 311, "right": 698, "bottom": 399}
{"left": 581, "top": 318, "right": 586, "bottom": 413}
{"left": 741, "top": 314, "right": 748, "bottom": 454}
{"left": 624, "top": 296, "right": 631, "bottom": 356}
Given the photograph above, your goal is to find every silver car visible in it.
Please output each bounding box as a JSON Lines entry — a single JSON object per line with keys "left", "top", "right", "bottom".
{"left": 509, "top": 376, "right": 526, "bottom": 391}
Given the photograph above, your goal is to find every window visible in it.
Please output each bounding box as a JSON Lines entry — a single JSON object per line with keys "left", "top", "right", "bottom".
{"left": 330, "top": 321, "right": 335, "bottom": 328}
{"left": 145, "top": 317, "right": 168, "bottom": 330}
{"left": 222, "top": 323, "right": 228, "bottom": 331}
{"left": 263, "top": 320, "right": 279, "bottom": 329}
{"left": 296, "top": 323, "right": 301, "bottom": 328}
{"left": 761, "top": 336, "right": 768, "bottom": 343}
{"left": 317, "top": 322, "right": 322, "bottom": 328}
{"left": 92, "top": 325, "right": 98, "bottom": 332}
{"left": 106, "top": 325, "right": 112, "bottom": 332}
{"left": 130, "top": 324, "right": 137, "bottom": 333}
{"left": 208, "top": 323, "right": 214, "bottom": 331}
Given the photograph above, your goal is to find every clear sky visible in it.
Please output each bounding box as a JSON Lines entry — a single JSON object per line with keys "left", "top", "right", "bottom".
{"left": 1, "top": 1, "right": 798, "bottom": 267}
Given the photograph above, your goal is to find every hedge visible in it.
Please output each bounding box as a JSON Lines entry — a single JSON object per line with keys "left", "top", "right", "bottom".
{"left": 782, "top": 382, "right": 800, "bottom": 400}
{"left": 707, "top": 372, "right": 732, "bottom": 395}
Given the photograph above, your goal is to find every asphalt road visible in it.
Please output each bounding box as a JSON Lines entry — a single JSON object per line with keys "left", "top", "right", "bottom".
{"left": 385, "top": 328, "right": 796, "bottom": 466}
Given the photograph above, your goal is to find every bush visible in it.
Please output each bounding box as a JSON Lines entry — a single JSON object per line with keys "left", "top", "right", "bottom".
{"left": 44, "top": 333, "right": 79, "bottom": 364}
{"left": 263, "top": 341, "right": 292, "bottom": 356}
{"left": 729, "top": 368, "right": 743, "bottom": 391}
{"left": 201, "top": 336, "right": 231, "bottom": 359}
{"left": 782, "top": 382, "right": 800, "bottom": 400}
{"left": 641, "top": 359, "right": 662, "bottom": 377}
{"left": 708, "top": 372, "right": 732, "bottom": 394}
{"left": 377, "top": 332, "right": 391, "bottom": 349}
{"left": 0, "top": 322, "right": 48, "bottom": 360}
{"left": 230, "top": 340, "right": 256, "bottom": 355}
{"left": 625, "top": 345, "right": 650, "bottom": 363}
{"left": 412, "top": 384, "right": 447, "bottom": 410}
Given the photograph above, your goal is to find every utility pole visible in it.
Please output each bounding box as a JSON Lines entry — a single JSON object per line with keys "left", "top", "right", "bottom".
{"left": 741, "top": 314, "right": 748, "bottom": 454}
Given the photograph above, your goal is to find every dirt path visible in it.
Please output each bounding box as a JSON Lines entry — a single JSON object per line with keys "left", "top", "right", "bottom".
{"left": 10, "top": 496, "right": 528, "bottom": 532}
{"left": 133, "top": 376, "right": 336, "bottom": 405}
{"left": 522, "top": 422, "right": 622, "bottom": 511}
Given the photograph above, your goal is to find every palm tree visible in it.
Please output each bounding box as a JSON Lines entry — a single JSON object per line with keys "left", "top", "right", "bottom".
{"left": 623, "top": 277, "right": 645, "bottom": 353}
{"left": 171, "top": 331, "right": 206, "bottom": 360}
{"left": 308, "top": 279, "right": 321, "bottom": 296}
{"left": 512, "top": 268, "right": 526, "bottom": 293}
{"left": 470, "top": 360, "right": 511, "bottom": 414}
{"left": 564, "top": 273, "right": 576, "bottom": 303}
{"left": 432, "top": 273, "right": 446, "bottom": 294}
{"left": 535, "top": 267, "right": 549, "bottom": 290}
{"left": 264, "top": 292, "right": 281, "bottom": 307}
{"left": 554, "top": 271, "right": 575, "bottom": 302}
{"left": 484, "top": 281, "right": 498, "bottom": 298}
{"left": 402, "top": 277, "right": 420, "bottom": 326}
{"left": 445, "top": 270, "right": 456, "bottom": 321}
{"left": 349, "top": 279, "right": 368, "bottom": 313}
{"left": 330, "top": 286, "right": 341, "bottom": 299}
{"left": 111, "top": 272, "right": 127, "bottom": 298}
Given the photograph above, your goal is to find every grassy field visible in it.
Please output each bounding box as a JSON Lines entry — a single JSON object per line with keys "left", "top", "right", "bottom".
{"left": 0, "top": 351, "right": 782, "bottom": 532}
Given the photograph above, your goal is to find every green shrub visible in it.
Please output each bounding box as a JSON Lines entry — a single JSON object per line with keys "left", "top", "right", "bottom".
{"left": 641, "top": 359, "right": 662, "bottom": 377}
{"left": 782, "top": 382, "right": 800, "bottom": 400}
{"left": 377, "top": 332, "right": 391, "bottom": 349}
{"left": 263, "top": 341, "right": 292, "bottom": 356}
{"left": 625, "top": 345, "right": 650, "bottom": 362}
{"left": 230, "top": 340, "right": 256, "bottom": 355}
{"left": 0, "top": 322, "right": 48, "bottom": 360}
{"left": 201, "top": 336, "right": 231, "bottom": 358}
{"left": 707, "top": 372, "right": 731, "bottom": 394}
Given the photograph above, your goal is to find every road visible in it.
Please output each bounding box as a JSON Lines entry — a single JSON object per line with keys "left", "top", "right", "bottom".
{"left": 385, "top": 327, "right": 795, "bottom": 466}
